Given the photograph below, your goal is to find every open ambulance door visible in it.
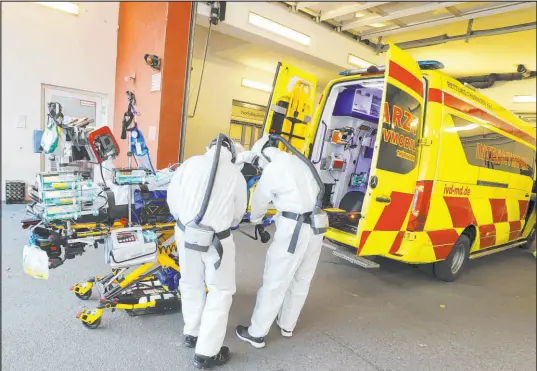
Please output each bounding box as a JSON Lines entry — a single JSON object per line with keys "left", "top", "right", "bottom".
{"left": 245, "top": 62, "right": 318, "bottom": 216}
{"left": 262, "top": 62, "right": 318, "bottom": 155}
{"left": 356, "top": 43, "right": 426, "bottom": 257}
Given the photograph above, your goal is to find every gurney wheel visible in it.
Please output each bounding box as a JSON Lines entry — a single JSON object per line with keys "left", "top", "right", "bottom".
{"left": 75, "top": 289, "right": 92, "bottom": 300}
{"left": 81, "top": 317, "right": 102, "bottom": 329}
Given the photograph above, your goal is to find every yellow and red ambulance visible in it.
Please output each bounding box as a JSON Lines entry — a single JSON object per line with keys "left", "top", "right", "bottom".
{"left": 260, "top": 44, "right": 536, "bottom": 281}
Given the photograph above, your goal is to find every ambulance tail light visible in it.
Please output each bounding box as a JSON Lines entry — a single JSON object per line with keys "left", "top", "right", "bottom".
{"left": 407, "top": 180, "right": 433, "bottom": 232}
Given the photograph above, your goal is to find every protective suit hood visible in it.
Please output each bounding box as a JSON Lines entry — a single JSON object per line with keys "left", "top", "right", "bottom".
{"left": 205, "top": 144, "right": 233, "bottom": 162}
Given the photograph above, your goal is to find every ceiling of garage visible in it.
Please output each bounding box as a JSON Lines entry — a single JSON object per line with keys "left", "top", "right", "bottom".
{"left": 195, "top": 2, "right": 536, "bottom": 125}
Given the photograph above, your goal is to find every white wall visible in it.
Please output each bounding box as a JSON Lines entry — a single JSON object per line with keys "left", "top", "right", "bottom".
{"left": 183, "top": 55, "right": 325, "bottom": 159}
{"left": 1, "top": 2, "right": 119, "bottom": 199}
{"left": 183, "top": 56, "right": 275, "bottom": 158}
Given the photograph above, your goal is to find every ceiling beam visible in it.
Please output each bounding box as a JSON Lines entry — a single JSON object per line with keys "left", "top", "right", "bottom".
{"left": 369, "top": 5, "right": 406, "bottom": 27}
{"left": 320, "top": 2, "right": 388, "bottom": 21}
{"left": 295, "top": 2, "right": 319, "bottom": 11}
{"left": 446, "top": 6, "right": 462, "bottom": 16}
{"left": 342, "top": 2, "right": 461, "bottom": 31}
{"left": 360, "top": 2, "right": 536, "bottom": 39}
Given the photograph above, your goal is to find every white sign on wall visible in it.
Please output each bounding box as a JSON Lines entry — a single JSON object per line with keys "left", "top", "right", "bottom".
{"left": 151, "top": 73, "right": 162, "bottom": 92}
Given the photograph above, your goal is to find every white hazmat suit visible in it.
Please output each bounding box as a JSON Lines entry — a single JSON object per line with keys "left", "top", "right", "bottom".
{"left": 167, "top": 145, "right": 247, "bottom": 357}
{"left": 237, "top": 136, "right": 324, "bottom": 345}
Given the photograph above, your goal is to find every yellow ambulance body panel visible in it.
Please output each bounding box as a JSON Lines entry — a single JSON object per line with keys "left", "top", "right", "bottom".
{"left": 260, "top": 44, "right": 536, "bottom": 278}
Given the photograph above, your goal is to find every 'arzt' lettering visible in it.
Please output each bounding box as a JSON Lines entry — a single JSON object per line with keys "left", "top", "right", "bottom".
{"left": 383, "top": 128, "right": 416, "bottom": 153}
{"left": 383, "top": 102, "right": 418, "bottom": 135}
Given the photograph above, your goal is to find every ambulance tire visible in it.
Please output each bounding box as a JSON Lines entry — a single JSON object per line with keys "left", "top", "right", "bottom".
{"left": 433, "top": 234, "right": 470, "bottom": 282}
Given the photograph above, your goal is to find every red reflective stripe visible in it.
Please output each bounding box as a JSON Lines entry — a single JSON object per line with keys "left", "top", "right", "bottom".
{"left": 427, "top": 229, "right": 459, "bottom": 245}
{"left": 428, "top": 88, "right": 443, "bottom": 104}
{"left": 509, "top": 220, "right": 522, "bottom": 241}
{"left": 443, "top": 197, "right": 477, "bottom": 228}
{"left": 479, "top": 224, "right": 496, "bottom": 249}
{"left": 428, "top": 88, "right": 535, "bottom": 146}
{"left": 357, "top": 231, "right": 371, "bottom": 255}
{"left": 374, "top": 192, "right": 414, "bottom": 231}
{"left": 519, "top": 200, "right": 529, "bottom": 220}
{"left": 489, "top": 199, "right": 507, "bottom": 223}
{"left": 388, "top": 61, "right": 424, "bottom": 97}
{"left": 388, "top": 231, "right": 405, "bottom": 256}
{"left": 427, "top": 229, "right": 459, "bottom": 260}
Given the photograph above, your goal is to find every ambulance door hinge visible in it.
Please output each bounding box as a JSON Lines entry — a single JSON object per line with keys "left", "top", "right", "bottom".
{"left": 418, "top": 138, "right": 432, "bottom": 146}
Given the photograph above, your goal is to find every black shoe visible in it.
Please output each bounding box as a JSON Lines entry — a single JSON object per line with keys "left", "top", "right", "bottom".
{"left": 193, "top": 346, "right": 231, "bottom": 369}
{"left": 184, "top": 335, "right": 198, "bottom": 348}
{"left": 235, "top": 325, "right": 265, "bottom": 348}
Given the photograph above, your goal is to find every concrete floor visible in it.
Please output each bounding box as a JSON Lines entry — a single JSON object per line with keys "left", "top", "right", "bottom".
{"left": 2, "top": 203, "right": 536, "bottom": 371}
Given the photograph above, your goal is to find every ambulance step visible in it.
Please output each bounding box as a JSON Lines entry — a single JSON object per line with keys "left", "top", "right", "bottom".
{"left": 323, "top": 240, "right": 380, "bottom": 269}
{"left": 469, "top": 241, "right": 526, "bottom": 260}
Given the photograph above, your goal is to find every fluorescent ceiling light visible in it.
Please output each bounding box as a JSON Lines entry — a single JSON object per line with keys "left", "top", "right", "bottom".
{"left": 370, "top": 22, "right": 386, "bottom": 28}
{"left": 513, "top": 95, "right": 536, "bottom": 103}
{"left": 354, "top": 12, "right": 365, "bottom": 18}
{"left": 248, "top": 12, "right": 311, "bottom": 46}
{"left": 242, "top": 78, "right": 272, "bottom": 93}
{"left": 34, "top": 2, "right": 79, "bottom": 15}
{"left": 445, "top": 123, "right": 479, "bottom": 132}
{"left": 348, "top": 54, "right": 373, "bottom": 69}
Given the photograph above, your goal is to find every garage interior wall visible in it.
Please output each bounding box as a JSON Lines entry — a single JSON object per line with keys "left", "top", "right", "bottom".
{"left": 1, "top": 2, "right": 119, "bottom": 199}
{"left": 184, "top": 55, "right": 274, "bottom": 158}
{"left": 183, "top": 25, "right": 326, "bottom": 158}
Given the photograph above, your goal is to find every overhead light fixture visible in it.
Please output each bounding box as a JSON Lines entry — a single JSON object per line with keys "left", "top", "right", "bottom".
{"left": 248, "top": 12, "right": 311, "bottom": 46}
{"left": 34, "top": 2, "right": 79, "bottom": 15}
{"left": 370, "top": 22, "right": 386, "bottom": 28}
{"left": 348, "top": 54, "right": 373, "bottom": 69}
{"left": 354, "top": 12, "right": 365, "bottom": 18}
{"left": 513, "top": 95, "right": 536, "bottom": 103}
{"left": 445, "top": 124, "right": 479, "bottom": 133}
{"left": 242, "top": 78, "right": 272, "bottom": 93}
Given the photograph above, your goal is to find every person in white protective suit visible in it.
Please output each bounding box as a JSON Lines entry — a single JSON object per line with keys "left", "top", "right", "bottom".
{"left": 235, "top": 135, "right": 324, "bottom": 348}
{"left": 167, "top": 134, "right": 247, "bottom": 369}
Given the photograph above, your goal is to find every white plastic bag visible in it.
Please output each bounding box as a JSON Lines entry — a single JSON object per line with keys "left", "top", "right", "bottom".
{"left": 22, "top": 245, "right": 49, "bottom": 280}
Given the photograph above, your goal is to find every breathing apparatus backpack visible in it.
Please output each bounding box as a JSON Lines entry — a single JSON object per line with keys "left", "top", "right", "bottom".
{"left": 180, "top": 134, "right": 236, "bottom": 266}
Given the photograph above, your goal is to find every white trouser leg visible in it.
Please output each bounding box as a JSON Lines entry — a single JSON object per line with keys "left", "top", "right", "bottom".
{"left": 177, "top": 227, "right": 206, "bottom": 337}
{"left": 277, "top": 233, "right": 323, "bottom": 332}
{"left": 195, "top": 236, "right": 236, "bottom": 357}
{"left": 248, "top": 218, "right": 309, "bottom": 338}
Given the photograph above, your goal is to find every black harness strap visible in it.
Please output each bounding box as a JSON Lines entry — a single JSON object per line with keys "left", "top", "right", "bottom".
{"left": 281, "top": 211, "right": 312, "bottom": 254}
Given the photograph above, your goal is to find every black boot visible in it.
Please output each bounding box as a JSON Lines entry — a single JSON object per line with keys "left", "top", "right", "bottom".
{"left": 193, "top": 346, "right": 231, "bottom": 369}
{"left": 235, "top": 325, "right": 265, "bottom": 348}
{"left": 183, "top": 335, "right": 198, "bottom": 348}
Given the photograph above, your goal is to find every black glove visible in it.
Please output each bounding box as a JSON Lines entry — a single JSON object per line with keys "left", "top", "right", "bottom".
{"left": 255, "top": 225, "right": 271, "bottom": 244}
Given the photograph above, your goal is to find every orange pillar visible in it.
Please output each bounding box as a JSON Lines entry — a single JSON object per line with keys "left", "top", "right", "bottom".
{"left": 113, "top": 2, "right": 192, "bottom": 169}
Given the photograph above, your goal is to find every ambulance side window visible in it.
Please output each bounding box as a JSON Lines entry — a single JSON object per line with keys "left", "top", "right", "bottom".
{"left": 451, "top": 114, "right": 534, "bottom": 178}
{"left": 377, "top": 84, "right": 422, "bottom": 175}
{"left": 450, "top": 115, "right": 486, "bottom": 168}
{"left": 513, "top": 141, "right": 535, "bottom": 178}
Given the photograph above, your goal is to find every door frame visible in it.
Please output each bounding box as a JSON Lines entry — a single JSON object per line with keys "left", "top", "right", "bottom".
{"left": 40, "top": 84, "right": 108, "bottom": 172}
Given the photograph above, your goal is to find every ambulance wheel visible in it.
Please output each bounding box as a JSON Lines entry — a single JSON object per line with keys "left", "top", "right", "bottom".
{"left": 81, "top": 317, "right": 102, "bottom": 329}
{"left": 433, "top": 234, "right": 470, "bottom": 282}
{"left": 75, "top": 289, "right": 92, "bottom": 300}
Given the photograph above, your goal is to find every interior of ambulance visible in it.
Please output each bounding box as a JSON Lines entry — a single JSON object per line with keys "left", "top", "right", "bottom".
{"left": 310, "top": 77, "right": 386, "bottom": 235}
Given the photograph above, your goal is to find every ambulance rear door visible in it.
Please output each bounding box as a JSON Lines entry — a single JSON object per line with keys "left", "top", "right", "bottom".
{"left": 356, "top": 43, "right": 426, "bottom": 257}
{"left": 246, "top": 62, "right": 318, "bottom": 214}
{"left": 262, "top": 62, "right": 318, "bottom": 155}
